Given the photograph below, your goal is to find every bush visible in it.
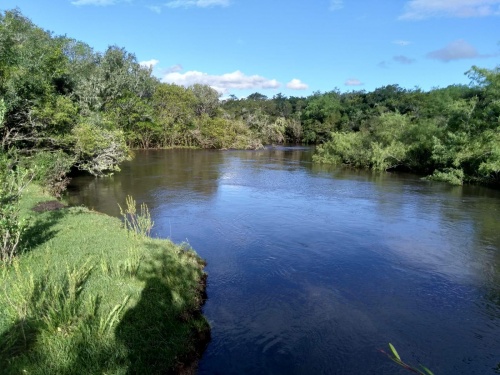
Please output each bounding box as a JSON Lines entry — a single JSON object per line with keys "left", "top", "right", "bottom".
{"left": 0, "top": 154, "right": 32, "bottom": 264}
{"left": 21, "top": 151, "right": 75, "bottom": 197}
{"left": 72, "top": 118, "right": 130, "bottom": 177}
{"left": 427, "top": 168, "right": 465, "bottom": 185}
{"left": 313, "top": 131, "right": 372, "bottom": 167}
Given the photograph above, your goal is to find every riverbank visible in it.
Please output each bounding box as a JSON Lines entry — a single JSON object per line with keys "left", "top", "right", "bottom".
{"left": 0, "top": 185, "right": 210, "bottom": 374}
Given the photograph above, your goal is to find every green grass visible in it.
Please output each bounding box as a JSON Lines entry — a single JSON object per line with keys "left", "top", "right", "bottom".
{"left": 0, "top": 185, "right": 209, "bottom": 374}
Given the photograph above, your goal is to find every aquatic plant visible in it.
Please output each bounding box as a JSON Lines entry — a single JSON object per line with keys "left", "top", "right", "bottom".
{"left": 380, "top": 343, "right": 434, "bottom": 375}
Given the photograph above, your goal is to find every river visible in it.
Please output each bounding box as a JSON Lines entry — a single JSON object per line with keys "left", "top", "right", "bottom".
{"left": 66, "top": 147, "right": 500, "bottom": 374}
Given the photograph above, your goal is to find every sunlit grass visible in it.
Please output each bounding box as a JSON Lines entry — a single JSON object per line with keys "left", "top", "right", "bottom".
{"left": 0, "top": 185, "right": 209, "bottom": 374}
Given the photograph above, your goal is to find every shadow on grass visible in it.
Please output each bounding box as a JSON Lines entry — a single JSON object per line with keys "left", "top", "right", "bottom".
{"left": 0, "top": 264, "right": 98, "bottom": 374}
{"left": 115, "top": 242, "right": 210, "bottom": 374}
{"left": 0, "top": 240, "right": 209, "bottom": 374}
{"left": 22, "top": 208, "right": 65, "bottom": 253}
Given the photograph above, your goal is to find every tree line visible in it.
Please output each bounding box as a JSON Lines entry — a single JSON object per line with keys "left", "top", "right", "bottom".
{"left": 1, "top": 9, "right": 499, "bottom": 189}
{"left": 222, "top": 71, "right": 500, "bottom": 186}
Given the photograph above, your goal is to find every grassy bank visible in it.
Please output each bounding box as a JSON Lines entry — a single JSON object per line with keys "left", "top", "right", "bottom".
{"left": 0, "top": 185, "right": 209, "bottom": 374}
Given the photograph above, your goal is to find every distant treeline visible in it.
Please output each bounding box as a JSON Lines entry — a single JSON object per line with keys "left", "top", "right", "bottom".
{"left": 1, "top": 9, "right": 498, "bottom": 187}
{"left": 222, "top": 71, "right": 500, "bottom": 186}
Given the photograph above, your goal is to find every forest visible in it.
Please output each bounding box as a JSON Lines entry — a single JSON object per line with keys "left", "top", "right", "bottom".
{"left": 1, "top": 8, "right": 499, "bottom": 195}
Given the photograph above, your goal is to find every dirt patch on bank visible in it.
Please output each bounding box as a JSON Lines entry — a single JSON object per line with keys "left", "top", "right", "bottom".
{"left": 32, "top": 200, "right": 66, "bottom": 212}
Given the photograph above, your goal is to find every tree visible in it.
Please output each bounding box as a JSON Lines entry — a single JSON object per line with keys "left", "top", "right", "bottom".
{"left": 189, "top": 84, "right": 220, "bottom": 117}
{"left": 152, "top": 83, "right": 197, "bottom": 147}
{"left": 72, "top": 115, "right": 130, "bottom": 176}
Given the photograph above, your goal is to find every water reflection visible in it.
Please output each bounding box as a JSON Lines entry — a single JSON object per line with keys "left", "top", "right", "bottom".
{"left": 67, "top": 147, "right": 500, "bottom": 374}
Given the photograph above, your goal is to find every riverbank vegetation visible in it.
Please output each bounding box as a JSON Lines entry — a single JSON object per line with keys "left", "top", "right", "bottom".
{"left": 221, "top": 70, "right": 500, "bottom": 186}
{"left": 311, "top": 70, "right": 500, "bottom": 186}
{"left": 1, "top": 8, "right": 499, "bottom": 188}
{"left": 0, "top": 185, "right": 209, "bottom": 373}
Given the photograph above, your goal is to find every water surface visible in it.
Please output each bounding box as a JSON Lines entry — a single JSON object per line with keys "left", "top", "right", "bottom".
{"left": 67, "top": 147, "right": 500, "bottom": 374}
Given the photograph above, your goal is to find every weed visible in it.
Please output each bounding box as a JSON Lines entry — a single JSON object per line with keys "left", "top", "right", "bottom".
{"left": 0, "top": 161, "right": 33, "bottom": 264}
{"left": 118, "top": 195, "right": 154, "bottom": 238}
{"left": 380, "top": 343, "right": 434, "bottom": 375}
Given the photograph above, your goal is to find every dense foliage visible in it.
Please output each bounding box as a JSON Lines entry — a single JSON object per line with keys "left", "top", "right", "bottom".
{"left": 311, "top": 72, "right": 500, "bottom": 185}
{"left": 0, "top": 9, "right": 262, "bottom": 184}
{"left": 222, "top": 73, "right": 500, "bottom": 186}
{"left": 1, "top": 9, "right": 499, "bottom": 187}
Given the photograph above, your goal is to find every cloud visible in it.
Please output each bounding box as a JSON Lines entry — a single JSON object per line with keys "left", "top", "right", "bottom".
{"left": 378, "top": 61, "right": 390, "bottom": 69}
{"left": 345, "top": 78, "right": 364, "bottom": 86}
{"left": 165, "top": 0, "right": 230, "bottom": 8}
{"left": 400, "top": 0, "right": 500, "bottom": 19}
{"left": 426, "top": 39, "right": 485, "bottom": 62}
{"left": 329, "top": 0, "right": 344, "bottom": 11}
{"left": 393, "top": 40, "right": 412, "bottom": 46}
{"left": 71, "top": 0, "right": 119, "bottom": 5}
{"left": 393, "top": 55, "right": 416, "bottom": 64}
{"left": 286, "top": 79, "right": 309, "bottom": 90}
{"left": 166, "top": 64, "right": 183, "bottom": 73}
{"left": 161, "top": 70, "right": 280, "bottom": 93}
{"left": 139, "top": 59, "right": 160, "bottom": 69}
{"left": 148, "top": 5, "right": 162, "bottom": 13}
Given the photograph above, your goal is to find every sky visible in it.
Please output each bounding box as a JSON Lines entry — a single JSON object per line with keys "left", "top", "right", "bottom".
{"left": 1, "top": 0, "right": 499, "bottom": 98}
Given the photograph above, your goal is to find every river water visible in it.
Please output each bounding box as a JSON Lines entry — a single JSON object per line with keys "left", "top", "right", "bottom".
{"left": 66, "top": 147, "right": 500, "bottom": 374}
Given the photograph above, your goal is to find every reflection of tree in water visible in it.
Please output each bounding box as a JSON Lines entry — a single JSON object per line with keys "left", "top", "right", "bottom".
{"left": 67, "top": 149, "right": 224, "bottom": 216}
{"left": 437, "top": 185, "right": 500, "bottom": 310}
{"left": 68, "top": 147, "right": 314, "bottom": 217}
{"left": 232, "top": 146, "right": 313, "bottom": 168}
{"left": 313, "top": 159, "right": 500, "bottom": 315}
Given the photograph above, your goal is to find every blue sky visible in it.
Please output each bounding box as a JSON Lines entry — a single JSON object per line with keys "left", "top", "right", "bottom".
{"left": 2, "top": 0, "right": 500, "bottom": 98}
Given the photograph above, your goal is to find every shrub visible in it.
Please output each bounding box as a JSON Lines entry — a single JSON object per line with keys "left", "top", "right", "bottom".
{"left": 0, "top": 154, "right": 32, "bottom": 264}
{"left": 72, "top": 118, "right": 130, "bottom": 177}
{"left": 22, "top": 151, "right": 75, "bottom": 197}
{"left": 427, "top": 168, "right": 464, "bottom": 185}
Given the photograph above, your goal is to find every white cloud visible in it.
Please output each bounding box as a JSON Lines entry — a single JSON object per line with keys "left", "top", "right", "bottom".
{"left": 345, "top": 78, "right": 364, "bottom": 86}
{"left": 286, "top": 79, "right": 309, "bottom": 90}
{"left": 161, "top": 70, "right": 280, "bottom": 94}
{"left": 139, "top": 59, "right": 160, "bottom": 69}
{"left": 148, "top": 5, "right": 162, "bottom": 13}
{"left": 71, "top": 0, "right": 119, "bottom": 5}
{"left": 166, "top": 64, "right": 183, "bottom": 73}
{"left": 400, "top": 0, "right": 500, "bottom": 19}
{"left": 165, "top": 0, "right": 230, "bottom": 8}
{"left": 393, "top": 40, "right": 412, "bottom": 46}
{"left": 329, "top": 0, "right": 344, "bottom": 11}
{"left": 426, "top": 39, "right": 482, "bottom": 62}
{"left": 393, "top": 55, "right": 416, "bottom": 64}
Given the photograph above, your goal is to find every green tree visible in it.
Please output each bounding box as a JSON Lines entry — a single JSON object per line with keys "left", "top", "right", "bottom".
{"left": 72, "top": 114, "right": 130, "bottom": 176}
{"left": 189, "top": 84, "right": 220, "bottom": 118}
{"left": 152, "top": 83, "right": 197, "bottom": 147}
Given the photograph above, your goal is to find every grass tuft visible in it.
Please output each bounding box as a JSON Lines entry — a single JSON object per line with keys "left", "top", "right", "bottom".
{"left": 118, "top": 195, "right": 154, "bottom": 238}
